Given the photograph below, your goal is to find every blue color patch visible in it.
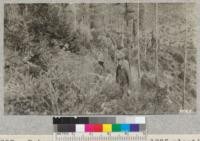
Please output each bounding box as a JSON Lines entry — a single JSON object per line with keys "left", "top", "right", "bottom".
{"left": 130, "top": 124, "right": 139, "bottom": 132}
{"left": 120, "top": 124, "right": 130, "bottom": 132}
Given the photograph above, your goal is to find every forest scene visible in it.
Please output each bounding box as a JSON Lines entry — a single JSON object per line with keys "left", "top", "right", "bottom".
{"left": 4, "top": 3, "right": 196, "bottom": 115}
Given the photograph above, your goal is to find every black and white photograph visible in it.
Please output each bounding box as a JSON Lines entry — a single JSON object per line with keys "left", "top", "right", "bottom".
{"left": 4, "top": 3, "right": 196, "bottom": 115}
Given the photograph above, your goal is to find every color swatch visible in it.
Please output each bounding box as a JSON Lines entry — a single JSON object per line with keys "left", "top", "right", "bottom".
{"left": 112, "top": 124, "right": 121, "bottom": 132}
{"left": 53, "top": 117, "right": 146, "bottom": 133}
{"left": 53, "top": 117, "right": 145, "bottom": 124}
{"left": 103, "top": 124, "right": 112, "bottom": 132}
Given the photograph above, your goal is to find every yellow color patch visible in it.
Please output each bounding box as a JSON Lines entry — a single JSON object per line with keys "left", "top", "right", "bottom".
{"left": 103, "top": 124, "right": 112, "bottom": 132}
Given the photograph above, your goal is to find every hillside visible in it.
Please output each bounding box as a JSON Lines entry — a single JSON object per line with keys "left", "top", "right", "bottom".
{"left": 4, "top": 3, "right": 196, "bottom": 115}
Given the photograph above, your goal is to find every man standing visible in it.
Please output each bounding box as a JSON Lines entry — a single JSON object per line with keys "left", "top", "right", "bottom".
{"left": 115, "top": 40, "right": 132, "bottom": 97}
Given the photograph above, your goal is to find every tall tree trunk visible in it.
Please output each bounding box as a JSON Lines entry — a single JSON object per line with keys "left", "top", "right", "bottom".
{"left": 109, "top": 4, "right": 112, "bottom": 26}
{"left": 137, "top": 3, "right": 141, "bottom": 80}
{"left": 132, "top": 18, "right": 136, "bottom": 40}
{"left": 183, "top": 4, "right": 188, "bottom": 110}
{"left": 139, "top": 4, "right": 145, "bottom": 31}
{"left": 118, "top": 14, "right": 120, "bottom": 34}
{"left": 154, "top": 3, "right": 159, "bottom": 113}
{"left": 155, "top": 3, "right": 158, "bottom": 84}
{"left": 144, "top": 36, "right": 147, "bottom": 61}
{"left": 89, "top": 4, "right": 95, "bottom": 29}
{"left": 124, "top": 3, "right": 129, "bottom": 48}
{"left": 125, "top": 3, "right": 129, "bottom": 26}
{"left": 73, "top": 4, "right": 77, "bottom": 31}
{"left": 183, "top": 41, "right": 187, "bottom": 110}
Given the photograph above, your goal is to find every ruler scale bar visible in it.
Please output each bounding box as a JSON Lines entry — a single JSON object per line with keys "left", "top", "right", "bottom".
{"left": 53, "top": 133, "right": 147, "bottom": 141}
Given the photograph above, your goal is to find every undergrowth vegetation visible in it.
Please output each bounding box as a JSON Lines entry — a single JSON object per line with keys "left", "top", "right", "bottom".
{"left": 4, "top": 3, "right": 196, "bottom": 115}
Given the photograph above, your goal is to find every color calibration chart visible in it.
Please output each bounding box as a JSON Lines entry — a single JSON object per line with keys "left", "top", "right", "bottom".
{"left": 53, "top": 116, "right": 146, "bottom": 141}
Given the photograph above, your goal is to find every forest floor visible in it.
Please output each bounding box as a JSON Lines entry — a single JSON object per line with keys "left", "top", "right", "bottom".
{"left": 4, "top": 42, "right": 187, "bottom": 115}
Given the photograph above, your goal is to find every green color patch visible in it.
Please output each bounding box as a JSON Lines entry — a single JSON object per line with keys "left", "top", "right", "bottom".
{"left": 112, "top": 124, "right": 121, "bottom": 132}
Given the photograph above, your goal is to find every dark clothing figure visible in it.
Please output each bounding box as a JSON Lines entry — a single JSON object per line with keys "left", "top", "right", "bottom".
{"left": 98, "top": 52, "right": 105, "bottom": 73}
{"left": 98, "top": 61, "right": 105, "bottom": 69}
{"left": 115, "top": 49, "right": 132, "bottom": 97}
{"left": 116, "top": 65, "right": 129, "bottom": 88}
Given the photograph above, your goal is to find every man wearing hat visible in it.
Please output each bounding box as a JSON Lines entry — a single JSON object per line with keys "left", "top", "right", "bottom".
{"left": 115, "top": 39, "right": 132, "bottom": 96}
